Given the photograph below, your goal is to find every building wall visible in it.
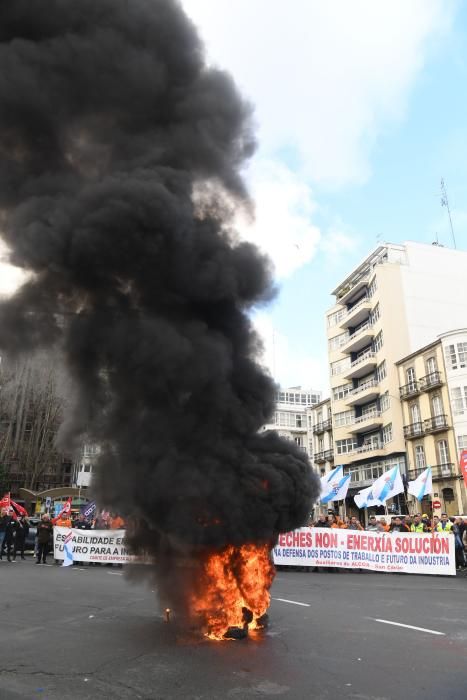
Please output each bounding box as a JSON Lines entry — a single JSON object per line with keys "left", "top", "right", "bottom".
{"left": 326, "top": 245, "right": 408, "bottom": 500}
{"left": 261, "top": 386, "right": 322, "bottom": 460}
{"left": 401, "top": 243, "right": 467, "bottom": 350}
{"left": 396, "top": 340, "right": 466, "bottom": 516}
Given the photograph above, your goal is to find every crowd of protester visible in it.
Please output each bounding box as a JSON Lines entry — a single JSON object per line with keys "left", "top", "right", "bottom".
{"left": 0, "top": 507, "right": 126, "bottom": 565}
{"left": 310, "top": 511, "right": 467, "bottom": 570}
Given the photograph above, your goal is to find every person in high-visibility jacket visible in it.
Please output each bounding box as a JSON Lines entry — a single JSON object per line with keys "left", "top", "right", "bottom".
{"left": 435, "top": 513, "right": 454, "bottom": 533}
{"left": 410, "top": 514, "right": 427, "bottom": 533}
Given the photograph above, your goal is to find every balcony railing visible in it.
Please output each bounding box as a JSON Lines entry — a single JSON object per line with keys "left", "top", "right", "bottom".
{"left": 313, "top": 418, "right": 332, "bottom": 434}
{"left": 353, "top": 409, "right": 381, "bottom": 425}
{"left": 403, "top": 422, "right": 425, "bottom": 439}
{"left": 399, "top": 381, "right": 420, "bottom": 400}
{"left": 424, "top": 415, "right": 449, "bottom": 433}
{"left": 350, "top": 378, "right": 378, "bottom": 397}
{"left": 408, "top": 463, "right": 456, "bottom": 481}
{"left": 324, "top": 448, "right": 334, "bottom": 461}
{"left": 345, "top": 295, "right": 370, "bottom": 318}
{"left": 314, "top": 451, "right": 326, "bottom": 464}
{"left": 345, "top": 441, "right": 384, "bottom": 456}
{"left": 419, "top": 371, "right": 443, "bottom": 391}
{"left": 350, "top": 350, "right": 376, "bottom": 369}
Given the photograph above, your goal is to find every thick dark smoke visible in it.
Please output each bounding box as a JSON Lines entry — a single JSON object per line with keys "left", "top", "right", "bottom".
{"left": 0, "top": 0, "right": 319, "bottom": 597}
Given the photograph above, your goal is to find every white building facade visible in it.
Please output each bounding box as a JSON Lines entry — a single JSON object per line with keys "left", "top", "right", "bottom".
{"left": 262, "top": 386, "right": 322, "bottom": 460}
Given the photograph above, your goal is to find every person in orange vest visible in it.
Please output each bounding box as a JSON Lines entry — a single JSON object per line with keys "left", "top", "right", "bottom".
{"left": 55, "top": 514, "right": 72, "bottom": 528}
{"left": 109, "top": 513, "right": 125, "bottom": 529}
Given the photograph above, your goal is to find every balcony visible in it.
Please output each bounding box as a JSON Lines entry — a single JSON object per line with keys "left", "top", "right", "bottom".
{"left": 341, "top": 296, "right": 372, "bottom": 329}
{"left": 342, "top": 321, "right": 375, "bottom": 354}
{"left": 314, "top": 448, "right": 334, "bottom": 465}
{"left": 403, "top": 422, "right": 425, "bottom": 439}
{"left": 336, "top": 274, "right": 369, "bottom": 305}
{"left": 343, "top": 350, "right": 377, "bottom": 379}
{"left": 350, "top": 409, "right": 383, "bottom": 434}
{"left": 313, "top": 418, "right": 332, "bottom": 434}
{"left": 324, "top": 448, "right": 334, "bottom": 461}
{"left": 408, "top": 463, "right": 456, "bottom": 481}
{"left": 346, "top": 378, "right": 380, "bottom": 406}
{"left": 419, "top": 371, "right": 443, "bottom": 391}
{"left": 424, "top": 415, "right": 449, "bottom": 434}
{"left": 399, "top": 381, "right": 420, "bottom": 400}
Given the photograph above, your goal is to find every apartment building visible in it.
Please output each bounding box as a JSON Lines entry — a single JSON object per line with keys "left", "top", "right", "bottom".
{"left": 326, "top": 242, "right": 467, "bottom": 513}
{"left": 396, "top": 338, "right": 467, "bottom": 516}
{"left": 311, "top": 398, "right": 334, "bottom": 476}
{"left": 261, "top": 386, "right": 321, "bottom": 459}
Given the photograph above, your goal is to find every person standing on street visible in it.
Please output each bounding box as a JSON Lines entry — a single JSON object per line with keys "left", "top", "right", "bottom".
{"left": 410, "top": 514, "right": 427, "bottom": 533}
{"left": 14, "top": 514, "right": 30, "bottom": 560}
{"left": 389, "top": 516, "right": 409, "bottom": 533}
{"left": 436, "top": 513, "right": 454, "bottom": 534}
{"left": 36, "top": 514, "right": 53, "bottom": 565}
{"left": 366, "top": 515, "right": 379, "bottom": 532}
{"left": 1, "top": 512, "right": 19, "bottom": 562}
{"left": 348, "top": 516, "right": 364, "bottom": 531}
{"left": 0, "top": 507, "right": 9, "bottom": 558}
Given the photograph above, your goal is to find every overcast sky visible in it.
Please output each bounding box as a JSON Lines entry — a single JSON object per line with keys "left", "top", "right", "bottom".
{"left": 1, "top": 0, "right": 465, "bottom": 395}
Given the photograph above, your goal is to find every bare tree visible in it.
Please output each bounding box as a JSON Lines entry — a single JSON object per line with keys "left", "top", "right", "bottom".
{"left": 0, "top": 351, "right": 72, "bottom": 492}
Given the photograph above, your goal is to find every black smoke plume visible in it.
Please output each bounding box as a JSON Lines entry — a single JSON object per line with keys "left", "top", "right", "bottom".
{"left": 0, "top": 0, "right": 319, "bottom": 615}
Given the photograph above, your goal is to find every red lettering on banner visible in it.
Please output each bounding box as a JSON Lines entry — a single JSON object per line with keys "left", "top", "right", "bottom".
{"left": 315, "top": 531, "right": 338, "bottom": 548}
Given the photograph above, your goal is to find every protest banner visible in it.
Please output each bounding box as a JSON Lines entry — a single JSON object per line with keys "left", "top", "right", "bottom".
{"left": 272, "top": 527, "right": 455, "bottom": 576}
{"left": 53, "top": 527, "right": 133, "bottom": 564}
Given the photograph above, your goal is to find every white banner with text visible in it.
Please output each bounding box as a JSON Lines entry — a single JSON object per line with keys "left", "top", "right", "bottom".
{"left": 53, "top": 527, "right": 133, "bottom": 564}
{"left": 272, "top": 527, "right": 455, "bottom": 576}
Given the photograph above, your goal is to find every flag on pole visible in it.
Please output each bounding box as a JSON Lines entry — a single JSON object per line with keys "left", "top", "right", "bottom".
{"left": 62, "top": 530, "right": 74, "bottom": 567}
{"left": 407, "top": 466, "right": 432, "bottom": 501}
{"left": 11, "top": 500, "right": 28, "bottom": 516}
{"left": 52, "top": 497, "right": 73, "bottom": 524}
{"left": 0, "top": 492, "right": 10, "bottom": 510}
{"left": 354, "top": 485, "right": 381, "bottom": 509}
{"left": 321, "top": 473, "right": 351, "bottom": 503}
{"left": 459, "top": 449, "right": 467, "bottom": 490}
{"left": 320, "top": 465, "right": 343, "bottom": 497}
{"left": 371, "top": 466, "right": 404, "bottom": 503}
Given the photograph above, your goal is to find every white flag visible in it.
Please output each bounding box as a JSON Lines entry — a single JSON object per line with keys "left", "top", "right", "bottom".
{"left": 62, "top": 531, "right": 74, "bottom": 567}
{"left": 354, "top": 485, "right": 381, "bottom": 509}
{"left": 407, "top": 466, "right": 432, "bottom": 501}
{"left": 321, "top": 474, "right": 351, "bottom": 503}
{"left": 320, "top": 465, "right": 343, "bottom": 498}
{"left": 371, "top": 466, "right": 404, "bottom": 503}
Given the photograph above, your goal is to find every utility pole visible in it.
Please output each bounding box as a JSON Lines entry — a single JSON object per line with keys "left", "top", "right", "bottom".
{"left": 440, "top": 178, "right": 456, "bottom": 249}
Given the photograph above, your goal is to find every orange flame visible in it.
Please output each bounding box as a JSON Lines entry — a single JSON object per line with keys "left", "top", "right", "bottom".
{"left": 190, "top": 543, "right": 275, "bottom": 640}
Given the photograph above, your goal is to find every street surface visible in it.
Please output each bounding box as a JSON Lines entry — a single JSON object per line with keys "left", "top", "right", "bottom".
{"left": 2, "top": 557, "right": 466, "bottom": 700}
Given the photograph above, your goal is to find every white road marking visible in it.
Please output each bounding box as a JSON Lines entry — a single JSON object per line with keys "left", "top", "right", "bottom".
{"left": 273, "top": 598, "right": 310, "bottom": 607}
{"left": 373, "top": 618, "right": 445, "bottom": 636}
{"left": 107, "top": 571, "right": 123, "bottom": 576}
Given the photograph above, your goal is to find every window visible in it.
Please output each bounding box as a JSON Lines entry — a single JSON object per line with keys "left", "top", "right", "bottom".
{"left": 373, "top": 331, "right": 383, "bottom": 353}
{"left": 362, "top": 402, "right": 377, "bottom": 416}
{"left": 457, "top": 435, "right": 467, "bottom": 452}
{"left": 380, "top": 391, "right": 390, "bottom": 412}
{"left": 370, "top": 302, "right": 380, "bottom": 324}
{"left": 458, "top": 342, "right": 467, "bottom": 366}
{"left": 437, "top": 439, "right": 450, "bottom": 465}
{"left": 336, "top": 438, "right": 358, "bottom": 455}
{"left": 368, "top": 276, "right": 377, "bottom": 297}
{"left": 332, "top": 383, "right": 352, "bottom": 401}
{"left": 442, "top": 487, "right": 455, "bottom": 503}
{"left": 331, "top": 358, "right": 351, "bottom": 376}
{"left": 415, "top": 445, "right": 426, "bottom": 470}
{"left": 327, "top": 308, "right": 346, "bottom": 328}
{"left": 294, "top": 436, "right": 303, "bottom": 447}
{"left": 450, "top": 387, "right": 464, "bottom": 415}
{"left": 334, "top": 410, "right": 354, "bottom": 427}
{"left": 406, "top": 367, "right": 416, "bottom": 388}
{"left": 425, "top": 356, "right": 437, "bottom": 374}
{"left": 318, "top": 437, "right": 324, "bottom": 451}
{"left": 444, "top": 342, "right": 467, "bottom": 370}
{"left": 328, "top": 332, "right": 349, "bottom": 351}
{"left": 410, "top": 403, "right": 421, "bottom": 424}
{"left": 431, "top": 394, "right": 443, "bottom": 417}
{"left": 382, "top": 423, "right": 393, "bottom": 445}
{"left": 376, "top": 360, "right": 387, "bottom": 382}
{"left": 84, "top": 464, "right": 91, "bottom": 473}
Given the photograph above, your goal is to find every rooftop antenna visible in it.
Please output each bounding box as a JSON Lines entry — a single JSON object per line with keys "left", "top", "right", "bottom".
{"left": 440, "top": 178, "right": 456, "bottom": 249}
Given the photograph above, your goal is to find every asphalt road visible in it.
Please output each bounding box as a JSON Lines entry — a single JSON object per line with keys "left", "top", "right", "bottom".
{"left": 1, "top": 557, "right": 466, "bottom": 700}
